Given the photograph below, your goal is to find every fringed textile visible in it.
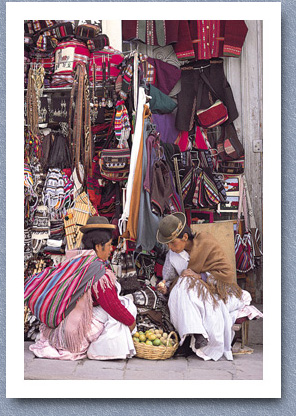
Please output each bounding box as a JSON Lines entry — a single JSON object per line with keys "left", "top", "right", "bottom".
{"left": 42, "top": 289, "right": 94, "bottom": 353}
{"left": 187, "top": 231, "right": 243, "bottom": 303}
{"left": 24, "top": 251, "right": 106, "bottom": 329}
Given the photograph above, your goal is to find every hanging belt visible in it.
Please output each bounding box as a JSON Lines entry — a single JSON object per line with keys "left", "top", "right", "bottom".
{"left": 68, "top": 62, "right": 93, "bottom": 186}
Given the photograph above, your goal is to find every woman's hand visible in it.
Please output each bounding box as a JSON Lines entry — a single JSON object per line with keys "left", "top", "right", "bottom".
{"left": 156, "top": 280, "right": 168, "bottom": 295}
{"left": 181, "top": 268, "right": 201, "bottom": 280}
{"left": 129, "top": 320, "right": 136, "bottom": 333}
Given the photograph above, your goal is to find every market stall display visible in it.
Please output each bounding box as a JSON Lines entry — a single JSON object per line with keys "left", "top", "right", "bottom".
{"left": 24, "top": 19, "right": 262, "bottom": 359}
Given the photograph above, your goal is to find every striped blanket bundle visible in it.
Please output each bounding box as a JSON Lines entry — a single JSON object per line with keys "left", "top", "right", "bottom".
{"left": 24, "top": 252, "right": 106, "bottom": 329}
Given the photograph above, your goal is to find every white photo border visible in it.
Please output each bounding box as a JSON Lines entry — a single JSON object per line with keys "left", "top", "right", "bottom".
{"left": 6, "top": 1, "right": 281, "bottom": 399}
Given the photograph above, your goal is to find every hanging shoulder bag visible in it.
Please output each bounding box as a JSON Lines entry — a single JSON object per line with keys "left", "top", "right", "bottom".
{"left": 243, "top": 175, "right": 263, "bottom": 266}
{"left": 217, "top": 123, "right": 244, "bottom": 161}
{"left": 195, "top": 72, "right": 229, "bottom": 129}
{"left": 99, "top": 148, "right": 130, "bottom": 182}
{"left": 235, "top": 177, "right": 255, "bottom": 273}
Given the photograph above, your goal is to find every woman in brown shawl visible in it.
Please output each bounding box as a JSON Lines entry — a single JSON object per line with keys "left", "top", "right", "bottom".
{"left": 156, "top": 212, "right": 255, "bottom": 361}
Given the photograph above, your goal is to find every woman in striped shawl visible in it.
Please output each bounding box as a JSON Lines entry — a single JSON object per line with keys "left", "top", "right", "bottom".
{"left": 25, "top": 216, "right": 137, "bottom": 360}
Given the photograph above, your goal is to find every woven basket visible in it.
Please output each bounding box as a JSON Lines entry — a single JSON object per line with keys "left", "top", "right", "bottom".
{"left": 134, "top": 331, "right": 179, "bottom": 360}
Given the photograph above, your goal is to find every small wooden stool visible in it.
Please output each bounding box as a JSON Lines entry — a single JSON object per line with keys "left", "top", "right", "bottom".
{"left": 232, "top": 318, "right": 253, "bottom": 354}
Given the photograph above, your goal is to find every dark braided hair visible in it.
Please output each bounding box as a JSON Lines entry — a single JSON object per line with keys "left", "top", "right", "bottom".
{"left": 82, "top": 229, "right": 113, "bottom": 250}
{"left": 177, "top": 224, "right": 195, "bottom": 241}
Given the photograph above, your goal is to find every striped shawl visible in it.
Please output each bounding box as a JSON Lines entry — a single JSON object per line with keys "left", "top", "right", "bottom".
{"left": 24, "top": 251, "right": 106, "bottom": 329}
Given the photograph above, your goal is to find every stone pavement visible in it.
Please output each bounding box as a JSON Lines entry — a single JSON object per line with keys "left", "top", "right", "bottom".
{"left": 24, "top": 305, "right": 263, "bottom": 381}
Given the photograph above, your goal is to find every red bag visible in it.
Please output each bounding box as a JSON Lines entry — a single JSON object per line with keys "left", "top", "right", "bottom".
{"left": 195, "top": 71, "right": 229, "bottom": 129}
{"left": 196, "top": 100, "right": 228, "bottom": 129}
{"left": 235, "top": 231, "right": 254, "bottom": 273}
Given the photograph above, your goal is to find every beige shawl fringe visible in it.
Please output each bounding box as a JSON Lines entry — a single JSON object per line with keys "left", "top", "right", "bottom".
{"left": 184, "top": 276, "right": 242, "bottom": 305}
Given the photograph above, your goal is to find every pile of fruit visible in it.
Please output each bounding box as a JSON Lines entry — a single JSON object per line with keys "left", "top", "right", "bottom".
{"left": 133, "top": 328, "right": 176, "bottom": 347}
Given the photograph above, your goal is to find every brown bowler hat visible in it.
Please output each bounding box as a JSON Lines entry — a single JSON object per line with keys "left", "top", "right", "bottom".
{"left": 80, "top": 216, "right": 116, "bottom": 234}
{"left": 156, "top": 212, "right": 186, "bottom": 244}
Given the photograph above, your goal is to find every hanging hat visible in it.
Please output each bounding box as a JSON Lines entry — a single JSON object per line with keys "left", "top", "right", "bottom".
{"left": 156, "top": 212, "right": 186, "bottom": 244}
{"left": 80, "top": 215, "right": 116, "bottom": 233}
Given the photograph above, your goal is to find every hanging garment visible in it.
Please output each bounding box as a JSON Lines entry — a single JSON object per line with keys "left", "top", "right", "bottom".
{"left": 146, "top": 57, "right": 181, "bottom": 95}
{"left": 136, "top": 125, "right": 160, "bottom": 252}
{"left": 24, "top": 163, "right": 38, "bottom": 221}
{"left": 114, "top": 100, "right": 131, "bottom": 145}
{"left": 42, "top": 168, "right": 74, "bottom": 219}
{"left": 31, "top": 205, "right": 50, "bottom": 240}
{"left": 122, "top": 20, "right": 180, "bottom": 46}
{"left": 138, "top": 44, "right": 180, "bottom": 69}
{"left": 143, "top": 131, "right": 162, "bottom": 193}
{"left": 118, "top": 87, "right": 146, "bottom": 234}
{"left": 47, "top": 133, "right": 71, "bottom": 170}
{"left": 88, "top": 47, "right": 124, "bottom": 85}
{"left": 122, "top": 105, "right": 151, "bottom": 241}
{"left": 30, "top": 157, "right": 47, "bottom": 204}
{"left": 151, "top": 112, "right": 180, "bottom": 144}
{"left": 24, "top": 222, "right": 33, "bottom": 262}
{"left": 173, "top": 20, "right": 248, "bottom": 61}
{"left": 150, "top": 158, "right": 174, "bottom": 216}
{"left": 149, "top": 84, "right": 177, "bottom": 114}
{"left": 136, "top": 44, "right": 182, "bottom": 96}
{"left": 176, "top": 59, "right": 238, "bottom": 131}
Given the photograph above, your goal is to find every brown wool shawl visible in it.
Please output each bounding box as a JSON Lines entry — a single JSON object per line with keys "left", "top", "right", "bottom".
{"left": 182, "top": 231, "right": 242, "bottom": 303}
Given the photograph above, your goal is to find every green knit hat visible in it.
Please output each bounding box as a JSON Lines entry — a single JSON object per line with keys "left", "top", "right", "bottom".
{"left": 156, "top": 212, "right": 186, "bottom": 244}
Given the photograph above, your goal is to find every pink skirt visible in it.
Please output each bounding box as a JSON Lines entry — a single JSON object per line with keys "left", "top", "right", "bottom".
{"left": 29, "top": 314, "right": 104, "bottom": 361}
